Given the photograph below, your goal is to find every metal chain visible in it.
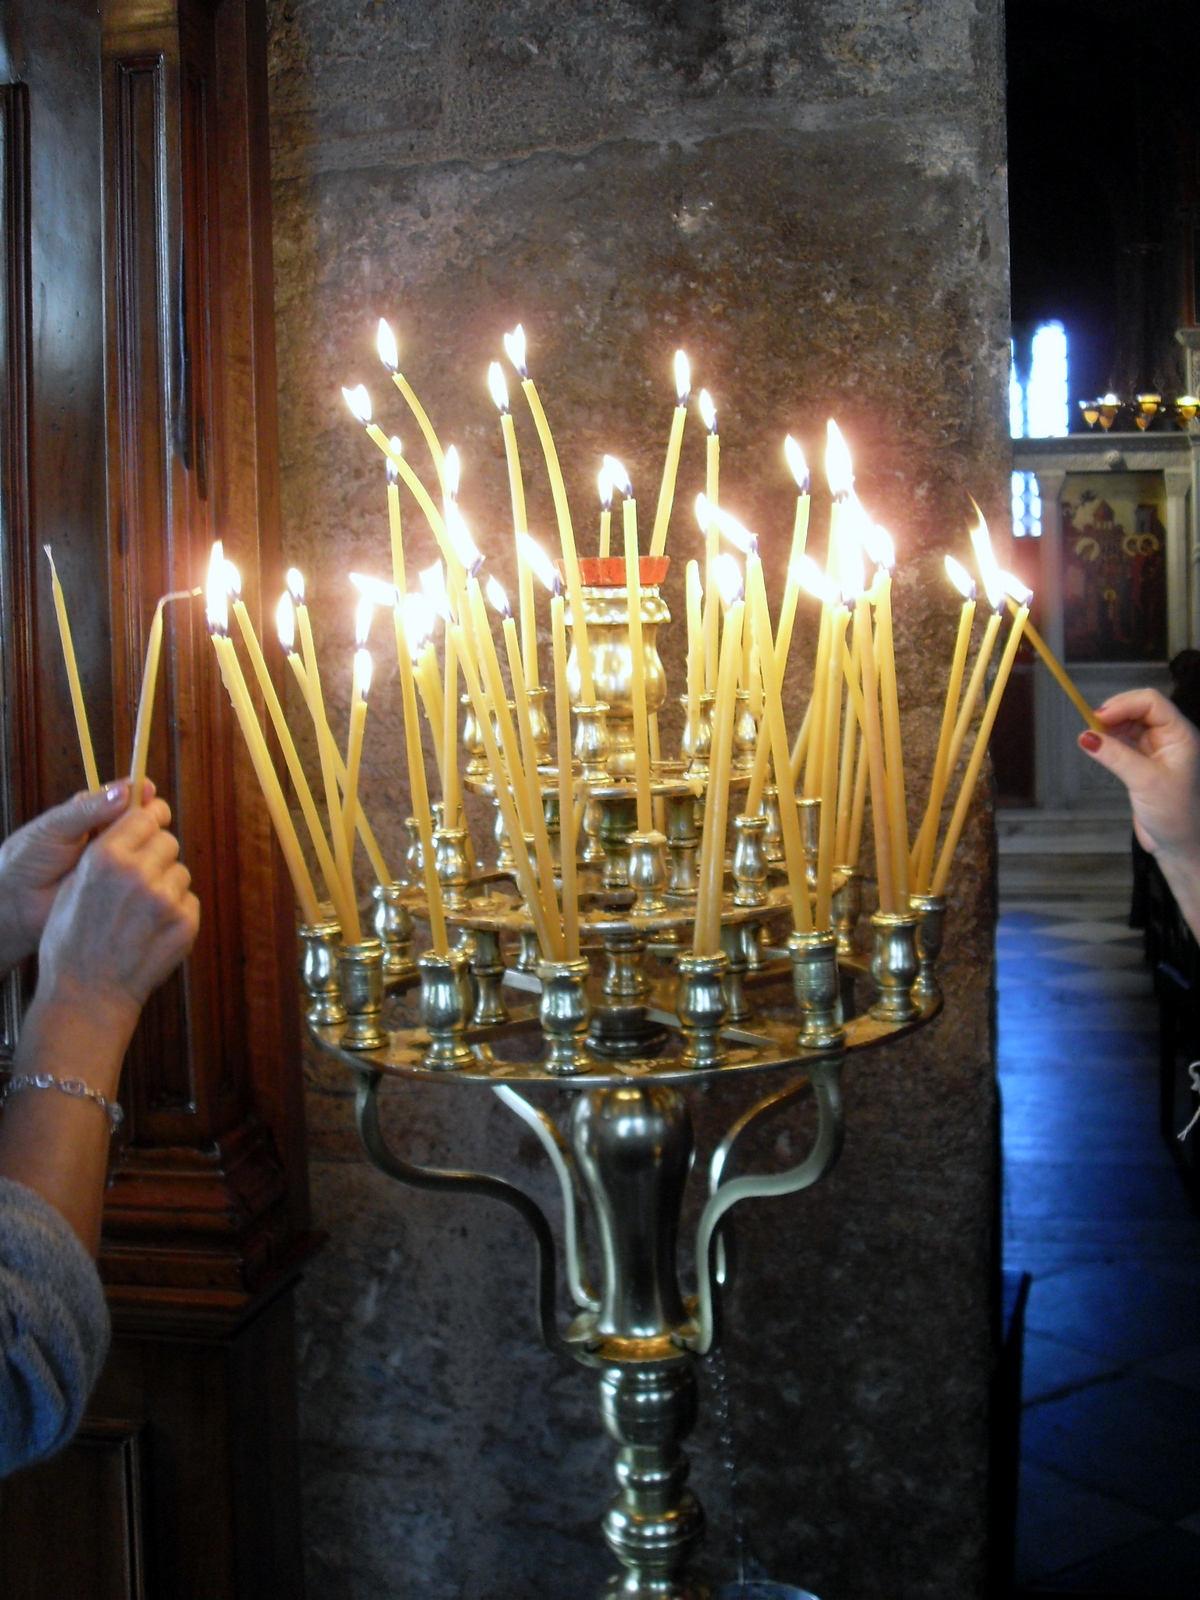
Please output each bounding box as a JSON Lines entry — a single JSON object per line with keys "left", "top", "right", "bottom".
{"left": 707, "top": 1340, "right": 762, "bottom": 1587}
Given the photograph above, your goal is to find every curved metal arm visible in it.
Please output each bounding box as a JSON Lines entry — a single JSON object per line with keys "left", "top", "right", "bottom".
{"left": 493, "top": 1085, "right": 600, "bottom": 1313}
{"left": 352, "top": 1066, "right": 571, "bottom": 1358}
{"left": 690, "top": 1060, "right": 844, "bottom": 1355}
{"left": 707, "top": 1076, "right": 816, "bottom": 1288}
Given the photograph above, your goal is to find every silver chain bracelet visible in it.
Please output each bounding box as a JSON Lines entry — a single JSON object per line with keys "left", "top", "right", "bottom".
{"left": 0, "top": 1072, "right": 124, "bottom": 1134}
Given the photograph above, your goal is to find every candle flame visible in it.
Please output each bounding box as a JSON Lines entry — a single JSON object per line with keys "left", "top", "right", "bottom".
{"left": 503, "top": 324, "right": 527, "bottom": 378}
{"left": 376, "top": 318, "right": 399, "bottom": 373}
{"left": 286, "top": 567, "right": 306, "bottom": 605}
{"left": 487, "top": 361, "right": 509, "bottom": 413}
{"left": 784, "top": 435, "right": 810, "bottom": 494}
{"left": 944, "top": 554, "right": 976, "bottom": 601}
{"left": 444, "top": 502, "right": 482, "bottom": 573}
{"left": 205, "top": 542, "right": 229, "bottom": 634}
{"left": 712, "top": 551, "right": 744, "bottom": 608}
{"left": 836, "top": 515, "right": 865, "bottom": 604}
{"left": 698, "top": 389, "right": 717, "bottom": 434}
{"left": 401, "top": 593, "right": 434, "bottom": 659}
{"left": 825, "top": 420, "right": 854, "bottom": 500}
{"left": 220, "top": 560, "right": 240, "bottom": 600}
{"left": 443, "top": 444, "right": 461, "bottom": 501}
{"left": 793, "top": 553, "right": 839, "bottom": 609}
{"left": 350, "top": 572, "right": 401, "bottom": 608}
{"left": 1001, "top": 571, "right": 1034, "bottom": 607}
{"left": 343, "top": 384, "right": 372, "bottom": 426}
{"left": 276, "top": 592, "right": 296, "bottom": 653}
{"left": 597, "top": 464, "right": 613, "bottom": 509}
{"left": 485, "top": 574, "right": 512, "bottom": 618}
{"left": 695, "top": 491, "right": 712, "bottom": 533}
{"left": 707, "top": 501, "right": 757, "bottom": 556}
{"left": 968, "top": 498, "right": 1005, "bottom": 610}
{"left": 518, "top": 531, "right": 559, "bottom": 595}
{"left": 674, "top": 350, "right": 691, "bottom": 405}
{"left": 386, "top": 436, "right": 402, "bottom": 486}
{"left": 602, "top": 455, "right": 632, "bottom": 498}
{"left": 354, "top": 595, "right": 375, "bottom": 649}
{"left": 862, "top": 520, "right": 895, "bottom": 573}
{"left": 420, "top": 561, "right": 453, "bottom": 622}
{"left": 355, "top": 648, "right": 373, "bottom": 700}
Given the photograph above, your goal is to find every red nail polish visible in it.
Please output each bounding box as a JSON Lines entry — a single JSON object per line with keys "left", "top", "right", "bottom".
{"left": 1079, "top": 731, "right": 1102, "bottom": 752}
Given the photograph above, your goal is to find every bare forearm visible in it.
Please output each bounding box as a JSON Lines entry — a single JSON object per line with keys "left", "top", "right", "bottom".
{"left": 1153, "top": 843, "right": 1200, "bottom": 947}
{"left": 0, "top": 994, "right": 131, "bottom": 1255}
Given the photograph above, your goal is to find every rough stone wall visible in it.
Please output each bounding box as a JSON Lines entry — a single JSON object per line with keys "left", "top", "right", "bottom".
{"left": 266, "top": 2, "right": 1010, "bottom": 1595}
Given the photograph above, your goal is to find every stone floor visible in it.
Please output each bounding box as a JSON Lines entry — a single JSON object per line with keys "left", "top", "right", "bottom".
{"left": 1000, "top": 893, "right": 1200, "bottom": 1596}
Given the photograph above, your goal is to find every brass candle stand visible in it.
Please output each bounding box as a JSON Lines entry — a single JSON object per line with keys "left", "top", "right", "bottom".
{"left": 302, "top": 569, "right": 948, "bottom": 1600}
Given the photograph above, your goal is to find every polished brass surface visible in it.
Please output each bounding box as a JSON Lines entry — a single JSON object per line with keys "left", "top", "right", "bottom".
{"left": 628, "top": 830, "right": 669, "bottom": 916}
{"left": 567, "top": 585, "right": 670, "bottom": 778}
{"left": 869, "top": 911, "right": 920, "bottom": 1024}
{"left": 371, "top": 883, "right": 418, "bottom": 980}
{"left": 681, "top": 692, "right": 713, "bottom": 782}
{"left": 760, "top": 785, "right": 784, "bottom": 864}
{"left": 732, "top": 687, "right": 757, "bottom": 773}
{"left": 720, "top": 923, "right": 751, "bottom": 1022}
{"left": 664, "top": 793, "right": 700, "bottom": 900}
{"left": 788, "top": 930, "right": 845, "bottom": 1051}
{"left": 538, "top": 957, "right": 593, "bottom": 1074}
{"left": 418, "top": 947, "right": 475, "bottom": 1067}
{"left": 338, "top": 937, "right": 389, "bottom": 1051}
{"left": 574, "top": 701, "right": 613, "bottom": 782}
{"left": 731, "top": 815, "right": 769, "bottom": 908}
{"left": 909, "top": 893, "right": 946, "bottom": 1005}
{"left": 433, "top": 827, "right": 472, "bottom": 911}
{"left": 469, "top": 927, "right": 508, "bottom": 1026}
{"left": 403, "top": 815, "right": 424, "bottom": 881}
{"left": 676, "top": 952, "right": 730, "bottom": 1069}
{"left": 797, "top": 797, "right": 820, "bottom": 890}
{"left": 461, "top": 693, "right": 488, "bottom": 782}
{"left": 299, "top": 915, "right": 345, "bottom": 1026}
{"left": 831, "top": 866, "right": 862, "bottom": 959}
{"left": 526, "top": 684, "right": 553, "bottom": 765}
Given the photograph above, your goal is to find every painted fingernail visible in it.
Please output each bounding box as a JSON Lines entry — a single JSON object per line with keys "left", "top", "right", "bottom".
{"left": 1079, "top": 731, "right": 1102, "bottom": 752}
{"left": 104, "top": 782, "right": 125, "bottom": 803}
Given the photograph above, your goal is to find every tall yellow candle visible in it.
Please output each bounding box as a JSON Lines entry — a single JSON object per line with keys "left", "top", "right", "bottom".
{"left": 467, "top": 577, "right": 535, "bottom": 836}
{"left": 496, "top": 590, "right": 560, "bottom": 924}
{"left": 1008, "top": 599, "right": 1101, "bottom": 733}
{"left": 129, "top": 589, "right": 195, "bottom": 805}
{"left": 746, "top": 559, "right": 812, "bottom": 935}
{"left": 804, "top": 604, "right": 831, "bottom": 799}
{"left": 932, "top": 605, "right": 1030, "bottom": 895}
{"left": 503, "top": 326, "right": 594, "bottom": 702}
{"left": 872, "top": 562, "right": 909, "bottom": 903}
{"left": 685, "top": 559, "right": 703, "bottom": 753}
{"left": 912, "top": 561, "right": 977, "bottom": 891}
{"left": 551, "top": 594, "right": 580, "bottom": 959}
{"left": 342, "top": 647, "right": 372, "bottom": 870}
{"left": 623, "top": 504, "right": 653, "bottom": 833}
{"left": 489, "top": 363, "right": 539, "bottom": 692}
{"left": 291, "top": 575, "right": 357, "bottom": 917}
{"left": 816, "top": 605, "right": 850, "bottom": 929}
{"left": 394, "top": 607, "right": 449, "bottom": 955}
{"left": 834, "top": 627, "right": 863, "bottom": 865}
{"left": 442, "top": 628, "right": 460, "bottom": 831}
{"left": 847, "top": 735, "right": 869, "bottom": 868}
{"left": 650, "top": 351, "right": 690, "bottom": 557}
{"left": 700, "top": 391, "right": 720, "bottom": 695}
{"left": 695, "top": 594, "right": 743, "bottom": 955}
{"left": 378, "top": 318, "right": 447, "bottom": 488}
{"left": 598, "top": 468, "right": 613, "bottom": 559}
{"left": 44, "top": 547, "right": 100, "bottom": 792}
{"left": 412, "top": 636, "right": 446, "bottom": 792}
{"left": 237, "top": 592, "right": 350, "bottom": 924}
{"left": 854, "top": 591, "right": 895, "bottom": 914}
{"left": 386, "top": 446, "right": 406, "bottom": 597}
{"left": 941, "top": 607, "right": 1003, "bottom": 795}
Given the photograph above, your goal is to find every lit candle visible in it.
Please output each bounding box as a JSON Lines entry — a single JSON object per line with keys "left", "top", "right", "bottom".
{"left": 834, "top": 625, "right": 863, "bottom": 865}
{"left": 745, "top": 557, "right": 812, "bottom": 935}
{"left": 608, "top": 459, "right": 652, "bottom": 832}
{"left": 288, "top": 567, "right": 358, "bottom": 920}
{"left": 816, "top": 598, "right": 851, "bottom": 930}
{"left": 395, "top": 604, "right": 449, "bottom": 955}
{"left": 551, "top": 591, "right": 580, "bottom": 959}
{"left": 342, "top": 605, "right": 374, "bottom": 870}
{"left": 386, "top": 441, "right": 406, "bottom": 596}
{"left": 129, "top": 587, "right": 197, "bottom": 806}
{"left": 44, "top": 547, "right": 100, "bottom": 791}
{"left": 597, "top": 465, "right": 613, "bottom": 560}
{"left": 695, "top": 558, "right": 744, "bottom": 955}
{"left": 206, "top": 547, "right": 322, "bottom": 929}
{"left": 861, "top": 516, "right": 908, "bottom": 904}
{"left": 377, "top": 317, "right": 447, "bottom": 488}
{"left": 932, "top": 597, "right": 1031, "bottom": 896}
{"left": 440, "top": 631, "right": 459, "bottom": 831}
{"left": 912, "top": 556, "right": 977, "bottom": 892}
{"left": 503, "top": 325, "right": 594, "bottom": 702}
{"left": 699, "top": 390, "right": 720, "bottom": 695}
{"left": 488, "top": 362, "right": 539, "bottom": 691}
{"left": 232, "top": 577, "right": 350, "bottom": 922}
{"left": 1008, "top": 601, "right": 1100, "bottom": 732}
{"left": 466, "top": 576, "right": 535, "bottom": 836}
{"left": 277, "top": 593, "right": 391, "bottom": 899}
{"left": 847, "top": 735, "right": 869, "bottom": 868}
{"left": 775, "top": 436, "right": 811, "bottom": 675}
{"left": 649, "top": 350, "right": 690, "bottom": 558}
{"left": 685, "top": 558, "right": 703, "bottom": 753}
{"left": 455, "top": 623, "right": 561, "bottom": 959}
{"left": 855, "top": 584, "right": 895, "bottom": 913}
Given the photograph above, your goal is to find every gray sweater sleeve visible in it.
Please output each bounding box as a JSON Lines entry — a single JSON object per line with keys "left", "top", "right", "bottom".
{"left": 0, "top": 1178, "right": 110, "bottom": 1475}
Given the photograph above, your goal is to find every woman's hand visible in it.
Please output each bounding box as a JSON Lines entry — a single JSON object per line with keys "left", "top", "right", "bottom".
{"left": 0, "top": 780, "right": 157, "bottom": 978}
{"left": 1080, "top": 689, "right": 1200, "bottom": 938}
{"left": 31, "top": 799, "right": 200, "bottom": 1053}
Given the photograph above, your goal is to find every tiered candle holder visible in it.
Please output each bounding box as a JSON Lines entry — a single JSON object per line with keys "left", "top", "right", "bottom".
{"left": 305, "top": 563, "right": 946, "bottom": 1600}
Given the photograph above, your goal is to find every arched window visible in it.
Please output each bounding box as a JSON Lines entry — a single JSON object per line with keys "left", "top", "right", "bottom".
{"left": 1010, "top": 320, "right": 1069, "bottom": 537}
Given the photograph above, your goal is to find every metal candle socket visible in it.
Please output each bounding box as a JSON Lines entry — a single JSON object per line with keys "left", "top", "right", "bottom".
{"left": 680, "top": 691, "right": 713, "bottom": 781}
{"left": 731, "top": 814, "right": 769, "bottom": 907}
{"left": 909, "top": 892, "right": 946, "bottom": 1004}
{"left": 628, "top": 830, "right": 669, "bottom": 916}
{"left": 869, "top": 911, "right": 920, "bottom": 1023}
{"left": 789, "top": 930, "right": 845, "bottom": 1051}
{"left": 797, "top": 796, "right": 820, "bottom": 890}
{"left": 469, "top": 927, "right": 508, "bottom": 1026}
{"left": 675, "top": 952, "right": 729, "bottom": 1068}
{"left": 573, "top": 701, "right": 612, "bottom": 782}
{"left": 831, "top": 866, "right": 862, "bottom": 959}
{"left": 418, "top": 948, "right": 475, "bottom": 1068}
{"left": 299, "top": 914, "right": 345, "bottom": 1026}
{"left": 371, "top": 883, "right": 417, "bottom": 980}
{"left": 761, "top": 785, "right": 784, "bottom": 864}
{"left": 434, "top": 827, "right": 471, "bottom": 911}
{"left": 338, "top": 938, "right": 388, "bottom": 1051}
{"left": 537, "top": 958, "right": 593, "bottom": 1075}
